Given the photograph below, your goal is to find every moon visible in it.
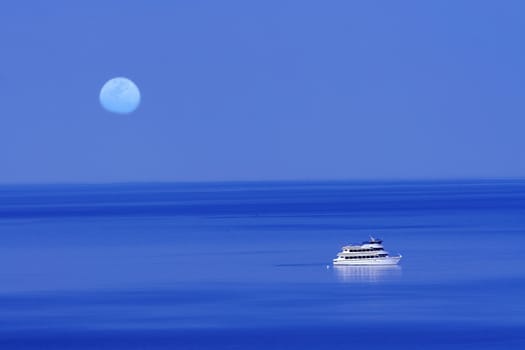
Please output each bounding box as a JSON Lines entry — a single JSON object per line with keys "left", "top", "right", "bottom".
{"left": 99, "top": 77, "right": 141, "bottom": 114}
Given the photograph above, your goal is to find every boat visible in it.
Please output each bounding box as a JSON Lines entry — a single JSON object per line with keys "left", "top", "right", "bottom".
{"left": 332, "top": 236, "right": 402, "bottom": 265}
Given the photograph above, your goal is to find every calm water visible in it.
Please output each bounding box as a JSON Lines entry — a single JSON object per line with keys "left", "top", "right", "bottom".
{"left": 0, "top": 180, "right": 524, "bottom": 349}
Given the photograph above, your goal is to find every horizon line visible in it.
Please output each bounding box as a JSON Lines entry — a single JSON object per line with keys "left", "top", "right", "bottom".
{"left": 0, "top": 176, "right": 524, "bottom": 187}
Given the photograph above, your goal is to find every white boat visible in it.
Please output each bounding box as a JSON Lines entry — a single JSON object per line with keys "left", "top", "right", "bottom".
{"left": 332, "top": 236, "right": 402, "bottom": 266}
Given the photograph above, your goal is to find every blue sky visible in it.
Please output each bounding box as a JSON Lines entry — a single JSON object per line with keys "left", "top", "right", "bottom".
{"left": 0, "top": 0, "right": 523, "bottom": 183}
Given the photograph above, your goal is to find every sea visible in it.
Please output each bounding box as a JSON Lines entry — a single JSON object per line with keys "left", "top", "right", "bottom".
{"left": 0, "top": 180, "right": 524, "bottom": 349}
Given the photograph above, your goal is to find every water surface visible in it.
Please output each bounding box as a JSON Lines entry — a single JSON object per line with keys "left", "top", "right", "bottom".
{"left": 0, "top": 180, "right": 524, "bottom": 349}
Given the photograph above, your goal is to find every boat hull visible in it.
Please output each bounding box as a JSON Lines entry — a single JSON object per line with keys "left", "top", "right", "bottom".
{"left": 333, "top": 255, "right": 402, "bottom": 266}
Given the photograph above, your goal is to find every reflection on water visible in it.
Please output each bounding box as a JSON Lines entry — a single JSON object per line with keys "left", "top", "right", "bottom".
{"left": 333, "top": 265, "right": 402, "bottom": 283}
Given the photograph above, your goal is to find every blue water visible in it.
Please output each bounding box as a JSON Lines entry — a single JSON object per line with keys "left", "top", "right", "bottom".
{"left": 0, "top": 180, "right": 524, "bottom": 349}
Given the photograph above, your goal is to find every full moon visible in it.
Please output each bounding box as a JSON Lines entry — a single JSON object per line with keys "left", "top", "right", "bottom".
{"left": 99, "top": 77, "right": 141, "bottom": 114}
